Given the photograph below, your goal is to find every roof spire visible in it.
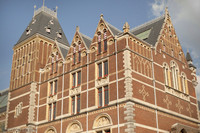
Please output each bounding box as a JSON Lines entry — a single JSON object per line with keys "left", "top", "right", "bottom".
{"left": 76, "top": 26, "right": 79, "bottom": 32}
{"left": 43, "top": 0, "right": 45, "bottom": 8}
{"left": 100, "top": 14, "right": 104, "bottom": 19}
{"left": 123, "top": 22, "right": 130, "bottom": 33}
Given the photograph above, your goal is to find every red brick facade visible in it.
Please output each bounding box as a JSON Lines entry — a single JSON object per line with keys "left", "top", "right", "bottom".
{"left": 6, "top": 7, "right": 199, "bottom": 133}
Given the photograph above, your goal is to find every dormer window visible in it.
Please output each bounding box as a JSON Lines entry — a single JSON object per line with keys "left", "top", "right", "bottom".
{"left": 32, "top": 18, "right": 36, "bottom": 24}
{"left": 50, "top": 19, "right": 54, "bottom": 25}
{"left": 46, "top": 26, "right": 51, "bottom": 33}
{"left": 26, "top": 27, "right": 31, "bottom": 35}
{"left": 57, "top": 29, "right": 62, "bottom": 38}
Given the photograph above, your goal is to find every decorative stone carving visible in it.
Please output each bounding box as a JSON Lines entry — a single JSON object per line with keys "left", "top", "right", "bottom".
{"left": 47, "top": 94, "right": 57, "bottom": 104}
{"left": 5, "top": 92, "right": 10, "bottom": 129}
{"left": 93, "top": 115, "right": 111, "bottom": 129}
{"left": 124, "top": 102, "right": 135, "bottom": 133}
{"left": 123, "top": 50, "right": 133, "bottom": 99}
{"left": 139, "top": 85, "right": 149, "bottom": 101}
{"left": 171, "top": 123, "right": 199, "bottom": 133}
{"left": 95, "top": 76, "right": 109, "bottom": 88}
{"left": 14, "top": 102, "right": 23, "bottom": 118}
{"left": 69, "top": 86, "right": 81, "bottom": 96}
{"left": 46, "top": 129, "right": 55, "bottom": 133}
{"left": 45, "top": 127, "right": 57, "bottom": 133}
{"left": 175, "top": 99, "right": 183, "bottom": 114}
{"left": 28, "top": 82, "right": 37, "bottom": 123}
{"left": 66, "top": 121, "right": 82, "bottom": 133}
{"left": 163, "top": 95, "right": 172, "bottom": 109}
{"left": 165, "top": 86, "right": 189, "bottom": 101}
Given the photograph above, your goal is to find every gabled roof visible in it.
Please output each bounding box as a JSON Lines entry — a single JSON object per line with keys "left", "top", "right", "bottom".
{"left": 80, "top": 33, "right": 92, "bottom": 49}
{"left": 57, "top": 43, "right": 69, "bottom": 59}
{"left": 0, "top": 88, "right": 8, "bottom": 113}
{"left": 130, "top": 15, "right": 165, "bottom": 46}
{"left": 105, "top": 22, "right": 122, "bottom": 36}
{"left": 16, "top": 11, "right": 70, "bottom": 47}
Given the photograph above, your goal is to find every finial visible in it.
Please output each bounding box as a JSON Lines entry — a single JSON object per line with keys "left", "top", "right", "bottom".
{"left": 76, "top": 26, "right": 79, "bottom": 32}
{"left": 187, "top": 49, "right": 189, "bottom": 53}
{"left": 56, "top": 6, "right": 58, "bottom": 12}
{"left": 43, "top": 0, "right": 45, "bottom": 7}
{"left": 34, "top": 5, "right": 36, "bottom": 9}
{"left": 123, "top": 22, "right": 130, "bottom": 33}
{"left": 100, "top": 14, "right": 103, "bottom": 18}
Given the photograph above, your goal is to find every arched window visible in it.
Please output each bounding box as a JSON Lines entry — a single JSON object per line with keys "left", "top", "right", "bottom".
{"left": 180, "top": 129, "right": 187, "bottom": 133}
{"left": 93, "top": 113, "right": 112, "bottom": 133}
{"left": 44, "top": 126, "right": 57, "bottom": 133}
{"left": 163, "top": 63, "right": 169, "bottom": 86}
{"left": 181, "top": 72, "right": 188, "bottom": 94}
{"left": 66, "top": 120, "right": 83, "bottom": 133}
{"left": 171, "top": 61, "right": 179, "bottom": 90}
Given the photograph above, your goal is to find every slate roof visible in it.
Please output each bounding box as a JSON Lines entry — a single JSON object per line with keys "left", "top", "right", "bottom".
{"left": 58, "top": 44, "right": 69, "bottom": 59}
{"left": 106, "top": 22, "right": 122, "bottom": 36}
{"left": 0, "top": 88, "right": 8, "bottom": 113}
{"left": 186, "top": 51, "right": 193, "bottom": 61}
{"left": 130, "top": 15, "right": 165, "bottom": 46}
{"left": 80, "top": 33, "right": 92, "bottom": 49}
{"left": 16, "top": 11, "right": 70, "bottom": 47}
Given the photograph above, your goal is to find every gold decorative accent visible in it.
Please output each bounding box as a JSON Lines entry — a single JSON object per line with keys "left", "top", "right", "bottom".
{"left": 139, "top": 85, "right": 149, "bottom": 101}
{"left": 176, "top": 99, "right": 183, "bottom": 113}
{"left": 123, "top": 22, "right": 130, "bottom": 33}
{"left": 163, "top": 95, "right": 172, "bottom": 109}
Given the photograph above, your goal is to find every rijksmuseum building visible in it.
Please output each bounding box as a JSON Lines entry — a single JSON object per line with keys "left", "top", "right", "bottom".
{"left": 4, "top": 5, "right": 200, "bottom": 133}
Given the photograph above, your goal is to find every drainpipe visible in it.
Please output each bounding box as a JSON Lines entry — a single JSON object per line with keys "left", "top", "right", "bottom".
{"left": 114, "top": 36, "right": 120, "bottom": 133}
{"left": 151, "top": 48, "right": 159, "bottom": 133}
{"left": 86, "top": 50, "right": 89, "bottom": 133}
{"left": 36, "top": 69, "right": 42, "bottom": 133}
{"left": 60, "top": 62, "right": 65, "bottom": 133}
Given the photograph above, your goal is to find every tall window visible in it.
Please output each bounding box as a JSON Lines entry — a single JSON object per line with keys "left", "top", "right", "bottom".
{"left": 98, "top": 85, "right": 109, "bottom": 107}
{"left": 104, "top": 31, "right": 107, "bottom": 52}
{"left": 73, "top": 46, "right": 76, "bottom": 64}
{"left": 181, "top": 73, "right": 187, "bottom": 94}
{"left": 71, "top": 94, "right": 81, "bottom": 114}
{"left": 49, "top": 80, "right": 57, "bottom": 96}
{"left": 51, "top": 56, "right": 54, "bottom": 73}
{"left": 78, "top": 43, "right": 81, "bottom": 62}
{"left": 72, "top": 71, "right": 81, "bottom": 88}
{"left": 48, "top": 102, "right": 56, "bottom": 121}
{"left": 98, "top": 61, "right": 108, "bottom": 79}
{"left": 163, "top": 63, "right": 169, "bottom": 86}
{"left": 56, "top": 54, "right": 58, "bottom": 72}
{"left": 98, "top": 34, "right": 101, "bottom": 54}
{"left": 171, "top": 62, "right": 179, "bottom": 90}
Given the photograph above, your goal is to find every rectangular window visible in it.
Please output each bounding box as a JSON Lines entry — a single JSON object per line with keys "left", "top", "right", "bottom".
{"left": 56, "top": 55, "right": 58, "bottom": 72}
{"left": 73, "top": 53, "right": 76, "bottom": 64}
{"left": 50, "top": 82, "right": 53, "bottom": 95}
{"left": 54, "top": 80, "right": 57, "bottom": 94}
{"left": 98, "top": 88, "right": 102, "bottom": 107}
{"left": 98, "top": 63, "right": 102, "bottom": 78}
{"left": 98, "top": 42, "right": 101, "bottom": 54}
{"left": 77, "top": 71, "right": 81, "bottom": 86}
{"left": 104, "top": 61, "right": 108, "bottom": 76}
{"left": 104, "top": 86, "right": 109, "bottom": 105}
{"left": 77, "top": 95, "right": 80, "bottom": 113}
{"left": 51, "top": 63, "right": 54, "bottom": 73}
{"left": 72, "top": 73, "right": 76, "bottom": 87}
{"left": 78, "top": 51, "right": 81, "bottom": 62}
{"left": 53, "top": 103, "right": 56, "bottom": 120}
{"left": 104, "top": 40, "right": 107, "bottom": 52}
{"left": 72, "top": 96, "right": 75, "bottom": 114}
{"left": 49, "top": 104, "right": 52, "bottom": 121}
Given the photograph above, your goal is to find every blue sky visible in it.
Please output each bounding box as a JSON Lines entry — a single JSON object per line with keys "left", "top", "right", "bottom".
{"left": 0, "top": 0, "right": 199, "bottom": 99}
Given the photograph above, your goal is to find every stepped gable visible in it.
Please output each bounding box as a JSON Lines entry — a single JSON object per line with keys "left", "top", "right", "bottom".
{"left": 130, "top": 15, "right": 165, "bottom": 46}
{"left": 16, "top": 6, "right": 70, "bottom": 47}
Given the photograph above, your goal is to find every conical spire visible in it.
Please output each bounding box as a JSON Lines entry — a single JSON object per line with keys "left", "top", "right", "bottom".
{"left": 123, "top": 22, "right": 130, "bottom": 33}
{"left": 186, "top": 51, "right": 193, "bottom": 61}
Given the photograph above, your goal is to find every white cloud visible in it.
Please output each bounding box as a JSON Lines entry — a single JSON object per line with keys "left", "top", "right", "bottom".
{"left": 196, "top": 75, "right": 200, "bottom": 101}
{"left": 151, "top": 0, "right": 165, "bottom": 17}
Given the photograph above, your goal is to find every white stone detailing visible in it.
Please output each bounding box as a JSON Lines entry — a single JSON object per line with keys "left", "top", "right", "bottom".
{"left": 93, "top": 113, "right": 112, "bottom": 129}
{"left": 28, "top": 82, "right": 37, "bottom": 124}
{"left": 139, "top": 85, "right": 149, "bottom": 101}
{"left": 14, "top": 102, "right": 23, "bottom": 118}
{"left": 124, "top": 102, "right": 135, "bottom": 133}
{"left": 165, "top": 86, "right": 189, "bottom": 101}
{"left": 176, "top": 99, "right": 183, "bottom": 114}
{"left": 95, "top": 76, "right": 109, "bottom": 88}
{"left": 186, "top": 104, "right": 193, "bottom": 117}
{"left": 47, "top": 95, "right": 57, "bottom": 104}
{"left": 66, "top": 120, "right": 83, "bottom": 133}
{"left": 123, "top": 50, "right": 133, "bottom": 99}
{"left": 163, "top": 95, "right": 172, "bottom": 109}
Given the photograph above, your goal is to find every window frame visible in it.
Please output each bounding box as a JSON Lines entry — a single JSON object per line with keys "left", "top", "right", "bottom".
{"left": 97, "top": 85, "right": 109, "bottom": 107}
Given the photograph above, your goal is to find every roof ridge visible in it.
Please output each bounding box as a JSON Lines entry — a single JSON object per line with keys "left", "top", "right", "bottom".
{"left": 106, "top": 21, "right": 121, "bottom": 33}
{"left": 80, "top": 32, "right": 92, "bottom": 41}
{"left": 130, "top": 14, "right": 165, "bottom": 32}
